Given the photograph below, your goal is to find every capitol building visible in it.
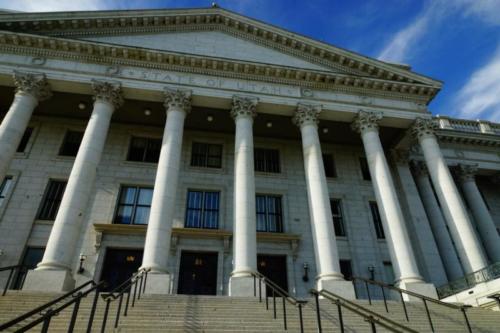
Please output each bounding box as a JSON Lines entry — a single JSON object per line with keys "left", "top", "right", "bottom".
{"left": 0, "top": 5, "right": 499, "bottom": 310}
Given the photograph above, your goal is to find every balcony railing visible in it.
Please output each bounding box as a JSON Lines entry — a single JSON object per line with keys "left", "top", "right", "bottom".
{"left": 435, "top": 116, "right": 499, "bottom": 135}
{"left": 437, "top": 262, "right": 500, "bottom": 299}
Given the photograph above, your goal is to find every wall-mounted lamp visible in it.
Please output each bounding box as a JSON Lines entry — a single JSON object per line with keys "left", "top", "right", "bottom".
{"left": 144, "top": 108, "right": 152, "bottom": 116}
{"left": 78, "top": 102, "right": 87, "bottom": 110}
{"left": 207, "top": 115, "right": 214, "bottom": 122}
{"left": 302, "top": 262, "right": 309, "bottom": 282}
{"left": 78, "top": 253, "right": 87, "bottom": 274}
{"left": 368, "top": 265, "right": 375, "bottom": 280}
{"left": 322, "top": 127, "right": 329, "bottom": 134}
{"left": 266, "top": 122, "right": 273, "bottom": 128}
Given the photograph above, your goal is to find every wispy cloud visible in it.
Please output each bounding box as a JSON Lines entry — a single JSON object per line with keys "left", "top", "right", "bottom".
{"left": 0, "top": 0, "right": 131, "bottom": 12}
{"left": 453, "top": 45, "right": 500, "bottom": 121}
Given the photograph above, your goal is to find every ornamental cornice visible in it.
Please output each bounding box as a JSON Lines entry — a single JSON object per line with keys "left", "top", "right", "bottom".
{"left": 351, "top": 110, "right": 382, "bottom": 134}
{"left": 12, "top": 71, "right": 51, "bottom": 101}
{"left": 292, "top": 103, "right": 322, "bottom": 127}
{"left": 410, "top": 160, "right": 428, "bottom": 177}
{"left": 0, "top": 30, "right": 439, "bottom": 103}
{"left": 455, "top": 164, "right": 478, "bottom": 183}
{"left": 411, "top": 117, "right": 438, "bottom": 140}
{"left": 164, "top": 88, "right": 192, "bottom": 112}
{"left": 231, "top": 95, "right": 258, "bottom": 119}
{"left": 91, "top": 80, "right": 123, "bottom": 109}
{"left": 435, "top": 130, "right": 500, "bottom": 148}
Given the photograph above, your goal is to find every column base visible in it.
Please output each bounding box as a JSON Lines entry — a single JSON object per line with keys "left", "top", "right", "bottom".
{"left": 23, "top": 269, "right": 75, "bottom": 292}
{"left": 317, "top": 278, "right": 356, "bottom": 300}
{"left": 229, "top": 275, "right": 256, "bottom": 297}
{"left": 397, "top": 280, "right": 437, "bottom": 301}
{"left": 143, "top": 273, "right": 171, "bottom": 295}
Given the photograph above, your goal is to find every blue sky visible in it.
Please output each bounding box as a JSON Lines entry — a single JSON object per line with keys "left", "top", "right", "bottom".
{"left": 1, "top": 0, "right": 499, "bottom": 121}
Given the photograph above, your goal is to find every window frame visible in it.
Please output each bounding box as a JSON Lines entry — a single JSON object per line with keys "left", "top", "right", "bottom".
{"left": 184, "top": 190, "right": 220, "bottom": 229}
{"left": 113, "top": 185, "right": 154, "bottom": 225}
{"left": 254, "top": 148, "right": 281, "bottom": 174}
{"left": 323, "top": 153, "right": 337, "bottom": 178}
{"left": 369, "top": 201, "right": 385, "bottom": 239}
{"left": 58, "top": 130, "right": 84, "bottom": 157}
{"left": 359, "top": 157, "right": 371, "bottom": 181}
{"left": 126, "top": 136, "right": 162, "bottom": 163}
{"left": 330, "top": 199, "right": 346, "bottom": 237}
{"left": 256, "top": 194, "right": 284, "bottom": 233}
{"left": 190, "top": 142, "right": 223, "bottom": 169}
{"left": 16, "top": 127, "right": 34, "bottom": 153}
{"left": 0, "top": 176, "right": 13, "bottom": 209}
{"left": 37, "top": 179, "right": 67, "bottom": 221}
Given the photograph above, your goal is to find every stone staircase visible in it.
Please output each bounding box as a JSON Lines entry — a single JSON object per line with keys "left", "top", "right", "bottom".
{"left": 0, "top": 291, "right": 499, "bottom": 332}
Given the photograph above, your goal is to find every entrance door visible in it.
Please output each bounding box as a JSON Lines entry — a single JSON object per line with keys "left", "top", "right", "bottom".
{"left": 257, "top": 254, "right": 288, "bottom": 293}
{"left": 177, "top": 251, "right": 218, "bottom": 295}
{"left": 100, "top": 248, "right": 143, "bottom": 291}
{"left": 14, "top": 247, "right": 45, "bottom": 289}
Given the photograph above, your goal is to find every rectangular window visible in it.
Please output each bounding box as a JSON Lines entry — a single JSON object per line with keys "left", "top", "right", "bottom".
{"left": 359, "top": 157, "right": 371, "bottom": 180}
{"left": 190, "top": 142, "right": 222, "bottom": 168}
{"left": 323, "top": 154, "right": 337, "bottom": 178}
{"left": 17, "top": 127, "right": 33, "bottom": 153}
{"left": 256, "top": 195, "right": 283, "bottom": 232}
{"left": 37, "top": 180, "right": 67, "bottom": 220}
{"left": 0, "top": 176, "right": 13, "bottom": 208}
{"left": 127, "top": 137, "right": 161, "bottom": 163}
{"left": 114, "top": 186, "right": 153, "bottom": 225}
{"left": 254, "top": 148, "right": 280, "bottom": 173}
{"left": 383, "top": 261, "right": 395, "bottom": 285}
{"left": 185, "top": 190, "right": 220, "bottom": 229}
{"left": 370, "top": 201, "right": 385, "bottom": 239}
{"left": 59, "top": 131, "right": 84, "bottom": 157}
{"left": 339, "top": 259, "right": 353, "bottom": 280}
{"left": 330, "top": 199, "right": 346, "bottom": 237}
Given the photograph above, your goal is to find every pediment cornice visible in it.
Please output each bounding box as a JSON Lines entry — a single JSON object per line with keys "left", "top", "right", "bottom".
{"left": 0, "top": 7, "right": 442, "bottom": 103}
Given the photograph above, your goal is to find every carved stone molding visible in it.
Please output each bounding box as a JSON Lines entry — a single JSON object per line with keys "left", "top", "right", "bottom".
{"left": 410, "top": 160, "right": 428, "bottom": 177}
{"left": 91, "top": 80, "right": 123, "bottom": 109}
{"left": 292, "top": 103, "right": 322, "bottom": 127}
{"left": 351, "top": 110, "right": 382, "bottom": 134}
{"left": 164, "top": 88, "right": 192, "bottom": 112}
{"left": 13, "top": 71, "right": 52, "bottom": 101}
{"left": 391, "top": 149, "right": 410, "bottom": 165}
{"left": 456, "top": 164, "right": 478, "bottom": 183}
{"left": 231, "top": 95, "right": 258, "bottom": 119}
{"left": 411, "top": 117, "right": 438, "bottom": 140}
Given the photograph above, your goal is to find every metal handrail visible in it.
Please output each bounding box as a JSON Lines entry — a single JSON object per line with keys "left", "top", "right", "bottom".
{"left": 351, "top": 276, "right": 472, "bottom": 333}
{"left": 311, "top": 289, "right": 418, "bottom": 333}
{"left": 99, "top": 268, "right": 150, "bottom": 332}
{"left": 0, "top": 265, "right": 26, "bottom": 296}
{"left": 0, "top": 279, "right": 105, "bottom": 333}
{"left": 251, "top": 271, "right": 307, "bottom": 332}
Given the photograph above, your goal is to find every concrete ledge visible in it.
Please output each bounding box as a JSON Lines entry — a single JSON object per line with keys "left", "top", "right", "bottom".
{"left": 398, "top": 281, "right": 437, "bottom": 301}
{"left": 144, "top": 273, "right": 171, "bottom": 295}
{"left": 23, "top": 269, "right": 75, "bottom": 292}
{"left": 318, "top": 279, "right": 356, "bottom": 300}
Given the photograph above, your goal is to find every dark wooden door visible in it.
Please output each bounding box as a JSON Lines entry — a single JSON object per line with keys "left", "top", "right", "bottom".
{"left": 177, "top": 251, "right": 218, "bottom": 295}
{"left": 257, "top": 254, "right": 288, "bottom": 294}
{"left": 100, "top": 248, "right": 143, "bottom": 291}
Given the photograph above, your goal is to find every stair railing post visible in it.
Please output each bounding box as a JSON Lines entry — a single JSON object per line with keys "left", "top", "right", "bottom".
{"left": 265, "top": 286, "right": 269, "bottom": 310}
{"left": 298, "top": 303, "right": 304, "bottom": 333}
{"left": 41, "top": 314, "right": 52, "bottom": 333}
{"left": 422, "top": 299, "right": 435, "bottom": 332}
{"left": 114, "top": 292, "right": 124, "bottom": 328}
{"left": 282, "top": 296, "right": 287, "bottom": 330}
{"left": 365, "top": 281, "right": 372, "bottom": 305}
{"left": 369, "top": 318, "right": 377, "bottom": 333}
{"left": 381, "top": 285, "right": 389, "bottom": 313}
{"left": 337, "top": 301, "right": 345, "bottom": 333}
{"left": 461, "top": 307, "right": 472, "bottom": 333}
{"left": 253, "top": 275, "right": 256, "bottom": 297}
{"left": 273, "top": 289, "right": 277, "bottom": 319}
{"left": 138, "top": 274, "right": 144, "bottom": 300}
{"left": 67, "top": 293, "right": 82, "bottom": 333}
{"left": 124, "top": 289, "right": 131, "bottom": 317}
{"left": 101, "top": 298, "right": 111, "bottom": 333}
{"left": 2, "top": 267, "right": 14, "bottom": 296}
{"left": 314, "top": 292, "right": 322, "bottom": 333}
{"left": 86, "top": 286, "right": 100, "bottom": 333}
{"left": 143, "top": 270, "right": 148, "bottom": 293}
{"left": 259, "top": 277, "right": 262, "bottom": 303}
{"left": 132, "top": 276, "right": 138, "bottom": 307}
{"left": 399, "top": 290, "right": 409, "bottom": 321}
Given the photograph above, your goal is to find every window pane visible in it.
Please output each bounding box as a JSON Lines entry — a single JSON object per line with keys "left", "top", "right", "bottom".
{"left": 128, "top": 137, "right": 147, "bottom": 162}
{"left": 360, "top": 157, "right": 371, "bottom": 181}
{"left": 370, "top": 201, "right": 385, "bottom": 239}
{"left": 257, "top": 214, "right": 267, "bottom": 231}
{"left": 203, "top": 211, "right": 218, "bottom": 229}
{"left": 38, "top": 180, "right": 67, "bottom": 220}
{"left": 137, "top": 188, "right": 153, "bottom": 205}
{"left": 115, "top": 206, "right": 133, "bottom": 224}
{"left": 187, "top": 191, "right": 203, "bottom": 209}
{"left": 323, "top": 154, "right": 337, "bottom": 178}
{"left": 133, "top": 207, "right": 150, "bottom": 225}
{"left": 59, "top": 131, "right": 83, "bottom": 157}
{"left": 204, "top": 192, "right": 219, "bottom": 210}
{"left": 17, "top": 127, "right": 33, "bottom": 153}
{"left": 144, "top": 139, "right": 161, "bottom": 163}
{"left": 254, "top": 148, "right": 280, "bottom": 173}
{"left": 119, "top": 187, "right": 137, "bottom": 205}
{"left": 186, "top": 210, "right": 201, "bottom": 228}
{"left": 256, "top": 196, "right": 266, "bottom": 214}
{"left": 0, "top": 177, "right": 13, "bottom": 197}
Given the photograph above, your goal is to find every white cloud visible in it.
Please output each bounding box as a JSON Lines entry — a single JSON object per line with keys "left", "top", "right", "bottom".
{"left": 0, "top": 0, "right": 122, "bottom": 12}
{"left": 454, "top": 46, "right": 500, "bottom": 122}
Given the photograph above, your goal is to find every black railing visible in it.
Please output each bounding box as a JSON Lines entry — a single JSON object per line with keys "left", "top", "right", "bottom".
{"left": 437, "top": 262, "right": 500, "bottom": 298}
{"left": 352, "top": 276, "right": 473, "bottom": 333}
{"left": 100, "top": 268, "right": 150, "bottom": 332}
{"left": 251, "top": 271, "right": 307, "bottom": 332}
{"left": 0, "top": 265, "right": 26, "bottom": 296}
{"left": 0, "top": 279, "right": 105, "bottom": 333}
{"left": 311, "top": 289, "right": 418, "bottom": 333}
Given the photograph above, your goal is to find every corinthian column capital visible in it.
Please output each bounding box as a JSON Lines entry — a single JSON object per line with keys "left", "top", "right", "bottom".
{"left": 91, "top": 80, "right": 123, "bottom": 109}
{"left": 411, "top": 117, "right": 438, "bottom": 140}
{"left": 351, "top": 110, "right": 382, "bottom": 134}
{"left": 456, "top": 164, "right": 478, "bottom": 182}
{"left": 231, "top": 95, "right": 258, "bottom": 119}
{"left": 164, "top": 88, "right": 192, "bottom": 112}
{"left": 292, "top": 103, "right": 322, "bottom": 128}
{"left": 13, "top": 71, "right": 52, "bottom": 101}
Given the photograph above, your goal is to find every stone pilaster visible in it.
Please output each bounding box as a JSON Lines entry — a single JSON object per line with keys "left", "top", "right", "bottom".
{"left": 411, "top": 118, "right": 487, "bottom": 273}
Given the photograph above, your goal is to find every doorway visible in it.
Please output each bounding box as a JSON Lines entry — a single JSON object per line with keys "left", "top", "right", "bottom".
{"left": 257, "top": 254, "right": 288, "bottom": 293}
{"left": 100, "top": 248, "right": 143, "bottom": 291}
{"left": 177, "top": 251, "right": 218, "bottom": 295}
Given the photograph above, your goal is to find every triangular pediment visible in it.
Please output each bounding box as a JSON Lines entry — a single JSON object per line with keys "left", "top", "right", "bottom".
{"left": 79, "top": 30, "right": 335, "bottom": 72}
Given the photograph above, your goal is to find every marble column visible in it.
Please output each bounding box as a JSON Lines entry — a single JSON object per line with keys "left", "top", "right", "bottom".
{"left": 456, "top": 164, "right": 500, "bottom": 263}
{"left": 0, "top": 72, "right": 51, "bottom": 182}
{"left": 411, "top": 118, "right": 487, "bottom": 273}
{"left": 293, "top": 103, "right": 355, "bottom": 299}
{"left": 352, "top": 111, "right": 436, "bottom": 298}
{"left": 229, "top": 95, "right": 258, "bottom": 297}
{"left": 141, "top": 88, "right": 191, "bottom": 294}
{"left": 411, "top": 161, "right": 464, "bottom": 281}
{"left": 24, "top": 81, "right": 122, "bottom": 292}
